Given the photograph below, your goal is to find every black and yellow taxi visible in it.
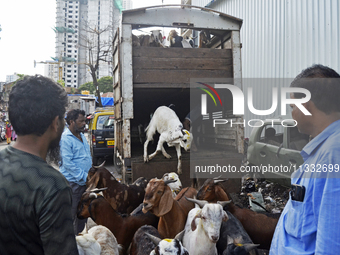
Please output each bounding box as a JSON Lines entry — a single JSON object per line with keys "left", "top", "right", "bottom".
{"left": 88, "top": 108, "right": 114, "bottom": 165}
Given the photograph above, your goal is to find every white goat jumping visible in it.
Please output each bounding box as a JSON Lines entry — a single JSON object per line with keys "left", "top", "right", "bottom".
{"left": 144, "top": 106, "right": 192, "bottom": 174}
{"left": 182, "top": 198, "right": 230, "bottom": 255}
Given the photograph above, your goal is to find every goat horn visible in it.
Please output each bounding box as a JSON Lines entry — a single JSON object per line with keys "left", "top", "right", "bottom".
{"left": 217, "top": 201, "right": 232, "bottom": 207}
{"left": 87, "top": 187, "right": 108, "bottom": 193}
{"left": 145, "top": 233, "right": 162, "bottom": 245}
{"left": 214, "top": 180, "right": 226, "bottom": 184}
{"left": 174, "top": 230, "right": 185, "bottom": 241}
{"left": 213, "top": 175, "right": 222, "bottom": 180}
{"left": 243, "top": 244, "right": 260, "bottom": 252}
{"left": 93, "top": 160, "right": 106, "bottom": 169}
{"left": 164, "top": 179, "right": 177, "bottom": 186}
{"left": 185, "top": 197, "right": 208, "bottom": 208}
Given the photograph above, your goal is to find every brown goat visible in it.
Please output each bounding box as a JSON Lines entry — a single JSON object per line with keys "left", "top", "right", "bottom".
{"left": 196, "top": 178, "right": 279, "bottom": 250}
{"left": 77, "top": 191, "right": 159, "bottom": 254}
{"left": 86, "top": 166, "right": 147, "bottom": 214}
{"left": 142, "top": 178, "right": 197, "bottom": 239}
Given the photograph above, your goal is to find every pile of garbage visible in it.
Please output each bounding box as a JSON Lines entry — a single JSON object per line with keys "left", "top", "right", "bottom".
{"left": 230, "top": 177, "right": 290, "bottom": 214}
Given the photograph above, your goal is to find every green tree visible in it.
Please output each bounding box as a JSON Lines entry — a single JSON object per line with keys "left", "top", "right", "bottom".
{"left": 57, "top": 79, "right": 65, "bottom": 87}
{"left": 79, "top": 76, "right": 113, "bottom": 94}
{"left": 97, "top": 76, "right": 113, "bottom": 94}
{"left": 79, "top": 81, "right": 95, "bottom": 94}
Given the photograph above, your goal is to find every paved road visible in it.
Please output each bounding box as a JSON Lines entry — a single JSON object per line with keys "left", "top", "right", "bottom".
{"left": 0, "top": 140, "right": 13, "bottom": 151}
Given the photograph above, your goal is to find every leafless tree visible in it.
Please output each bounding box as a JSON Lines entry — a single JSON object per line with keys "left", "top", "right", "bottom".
{"left": 78, "top": 22, "right": 113, "bottom": 107}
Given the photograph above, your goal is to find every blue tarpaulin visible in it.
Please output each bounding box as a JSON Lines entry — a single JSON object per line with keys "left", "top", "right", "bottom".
{"left": 96, "top": 97, "right": 114, "bottom": 106}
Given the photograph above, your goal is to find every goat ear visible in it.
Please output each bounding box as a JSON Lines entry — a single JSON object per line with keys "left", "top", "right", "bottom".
{"left": 155, "top": 186, "right": 174, "bottom": 216}
{"left": 182, "top": 129, "right": 190, "bottom": 136}
{"left": 174, "top": 230, "right": 185, "bottom": 241}
{"left": 214, "top": 184, "right": 231, "bottom": 201}
{"left": 191, "top": 213, "right": 201, "bottom": 231}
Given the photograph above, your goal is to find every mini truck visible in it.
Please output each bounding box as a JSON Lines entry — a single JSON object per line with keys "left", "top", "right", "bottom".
{"left": 246, "top": 119, "right": 309, "bottom": 187}
{"left": 113, "top": 5, "right": 245, "bottom": 187}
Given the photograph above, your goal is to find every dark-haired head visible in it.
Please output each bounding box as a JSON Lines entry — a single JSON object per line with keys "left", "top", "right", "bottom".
{"left": 9, "top": 75, "right": 68, "bottom": 136}
{"left": 66, "top": 109, "right": 85, "bottom": 126}
{"left": 291, "top": 64, "right": 340, "bottom": 114}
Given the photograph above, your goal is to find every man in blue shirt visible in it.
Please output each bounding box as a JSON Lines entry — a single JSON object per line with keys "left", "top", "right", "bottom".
{"left": 270, "top": 64, "right": 340, "bottom": 254}
{"left": 60, "top": 109, "right": 92, "bottom": 234}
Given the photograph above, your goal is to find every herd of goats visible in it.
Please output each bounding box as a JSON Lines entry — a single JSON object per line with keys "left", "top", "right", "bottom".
{"left": 76, "top": 160, "right": 279, "bottom": 255}
{"left": 75, "top": 35, "right": 277, "bottom": 255}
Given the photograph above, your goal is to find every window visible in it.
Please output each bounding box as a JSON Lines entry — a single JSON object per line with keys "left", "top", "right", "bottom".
{"left": 96, "top": 115, "right": 114, "bottom": 130}
{"left": 259, "top": 125, "right": 283, "bottom": 146}
{"left": 67, "top": 70, "right": 71, "bottom": 72}
{"left": 69, "top": 10, "right": 73, "bottom": 13}
{"left": 67, "top": 75, "right": 71, "bottom": 78}
{"left": 68, "top": 35, "right": 72, "bottom": 38}
{"left": 67, "top": 80, "right": 71, "bottom": 82}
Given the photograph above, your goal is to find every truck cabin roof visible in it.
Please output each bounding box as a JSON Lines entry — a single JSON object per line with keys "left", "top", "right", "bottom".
{"left": 121, "top": 4, "right": 243, "bottom": 36}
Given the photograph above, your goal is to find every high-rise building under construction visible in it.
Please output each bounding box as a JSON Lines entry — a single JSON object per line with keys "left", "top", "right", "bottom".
{"left": 54, "top": 0, "right": 130, "bottom": 88}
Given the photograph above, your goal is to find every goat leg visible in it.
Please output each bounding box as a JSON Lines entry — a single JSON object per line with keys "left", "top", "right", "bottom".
{"left": 175, "top": 144, "right": 182, "bottom": 175}
{"left": 148, "top": 134, "right": 167, "bottom": 161}
{"left": 161, "top": 144, "right": 172, "bottom": 159}
{"left": 144, "top": 139, "right": 151, "bottom": 162}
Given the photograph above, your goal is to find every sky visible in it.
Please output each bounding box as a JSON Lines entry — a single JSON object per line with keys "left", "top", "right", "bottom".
{"left": 0, "top": 0, "right": 180, "bottom": 83}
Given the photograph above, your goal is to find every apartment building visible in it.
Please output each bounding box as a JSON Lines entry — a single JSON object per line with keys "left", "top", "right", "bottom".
{"left": 5, "top": 73, "right": 19, "bottom": 83}
{"left": 55, "top": 0, "right": 125, "bottom": 88}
